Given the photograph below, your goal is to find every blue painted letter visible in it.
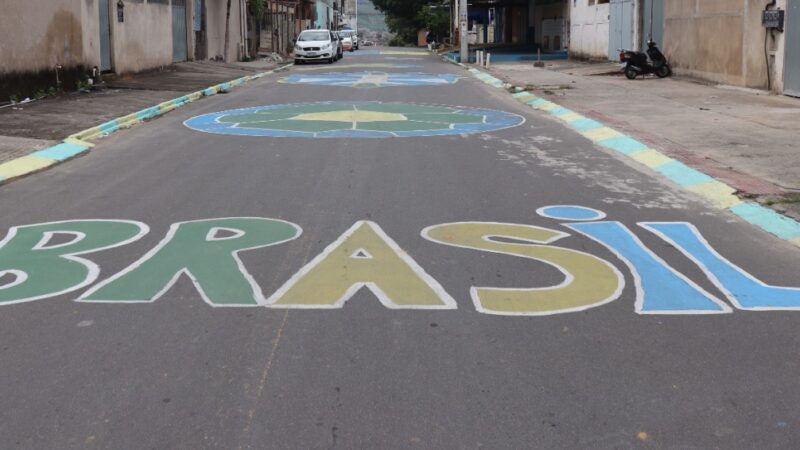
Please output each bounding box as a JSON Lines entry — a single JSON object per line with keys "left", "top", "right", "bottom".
{"left": 641, "top": 222, "right": 800, "bottom": 310}
{"left": 567, "top": 222, "right": 731, "bottom": 314}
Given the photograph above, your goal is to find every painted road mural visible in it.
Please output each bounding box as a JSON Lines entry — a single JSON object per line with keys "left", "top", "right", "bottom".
{"left": 280, "top": 72, "right": 459, "bottom": 88}
{"left": 2, "top": 206, "right": 798, "bottom": 314}
{"left": 183, "top": 101, "right": 524, "bottom": 138}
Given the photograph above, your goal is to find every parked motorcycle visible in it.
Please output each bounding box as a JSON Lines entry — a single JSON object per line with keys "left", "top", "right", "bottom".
{"left": 619, "top": 40, "right": 671, "bottom": 80}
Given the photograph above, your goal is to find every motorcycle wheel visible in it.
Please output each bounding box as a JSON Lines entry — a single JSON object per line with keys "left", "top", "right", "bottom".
{"left": 624, "top": 67, "right": 638, "bottom": 80}
{"left": 656, "top": 64, "right": 671, "bottom": 78}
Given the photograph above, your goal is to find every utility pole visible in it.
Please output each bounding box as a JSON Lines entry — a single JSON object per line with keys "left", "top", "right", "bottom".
{"left": 459, "top": 0, "right": 468, "bottom": 63}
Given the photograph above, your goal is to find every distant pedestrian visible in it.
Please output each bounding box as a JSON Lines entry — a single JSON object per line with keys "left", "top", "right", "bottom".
{"left": 426, "top": 30, "right": 437, "bottom": 52}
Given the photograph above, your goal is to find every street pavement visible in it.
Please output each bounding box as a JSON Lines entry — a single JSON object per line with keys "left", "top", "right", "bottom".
{"left": 1, "top": 49, "right": 799, "bottom": 449}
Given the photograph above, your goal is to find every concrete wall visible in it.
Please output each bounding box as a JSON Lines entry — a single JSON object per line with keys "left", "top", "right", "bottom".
{"left": 205, "top": 0, "right": 243, "bottom": 61}
{"left": 0, "top": 0, "right": 85, "bottom": 74}
{"left": 110, "top": 0, "right": 174, "bottom": 73}
{"left": 663, "top": 0, "right": 786, "bottom": 91}
{"left": 570, "top": 1, "right": 611, "bottom": 59}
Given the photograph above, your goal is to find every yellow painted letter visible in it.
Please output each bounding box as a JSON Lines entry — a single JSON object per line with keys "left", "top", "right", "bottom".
{"left": 422, "top": 222, "right": 622, "bottom": 315}
{"left": 267, "top": 221, "right": 456, "bottom": 309}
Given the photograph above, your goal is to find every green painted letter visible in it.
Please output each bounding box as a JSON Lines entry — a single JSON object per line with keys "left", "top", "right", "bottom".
{"left": 0, "top": 220, "right": 147, "bottom": 305}
{"left": 79, "top": 218, "right": 301, "bottom": 306}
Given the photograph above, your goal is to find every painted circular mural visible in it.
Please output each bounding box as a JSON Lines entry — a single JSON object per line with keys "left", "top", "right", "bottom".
{"left": 280, "top": 72, "right": 459, "bottom": 88}
{"left": 183, "top": 101, "right": 525, "bottom": 138}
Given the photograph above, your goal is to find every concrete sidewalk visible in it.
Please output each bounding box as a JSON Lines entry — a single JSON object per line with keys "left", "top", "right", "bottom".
{"left": 0, "top": 59, "right": 281, "bottom": 164}
{"left": 486, "top": 60, "right": 800, "bottom": 219}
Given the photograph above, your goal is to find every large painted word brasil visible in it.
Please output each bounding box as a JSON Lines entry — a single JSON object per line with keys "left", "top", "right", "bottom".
{"left": 1, "top": 206, "right": 798, "bottom": 315}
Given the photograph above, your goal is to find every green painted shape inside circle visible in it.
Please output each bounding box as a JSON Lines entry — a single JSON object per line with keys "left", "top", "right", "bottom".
{"left": 219, "top": 112, "right": 299, "bottom": 123}
{"left": 359, "top": 103, "right": 456, "bottom": 115}
{"left": 358, "top": 120, "right": 450, "bottom": 132}
{"left": 241, "top": 119, "right": 351, "bottom": 132}
{"left": 204, "top": 102, "right": 512, "bottom": 136}
{"left": 403, "top": 112, "right": 484, "bottom": 124}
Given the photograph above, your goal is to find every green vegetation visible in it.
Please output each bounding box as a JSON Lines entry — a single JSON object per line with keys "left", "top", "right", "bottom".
{"left": 371, "top": 0, "right": 449, "bottom": 46}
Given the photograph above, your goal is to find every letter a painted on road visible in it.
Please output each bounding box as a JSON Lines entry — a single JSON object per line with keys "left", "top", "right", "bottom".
{"left": 422, "top": 222, "right": 623, "bottom": 316}
{"left": 0, "top": 220, "right": 148, "bottom": 305}
{"left": 267, "top": 221, "right": 456, "bottom": 309}
{"left": 79, "top": 218, "right": 301, "bottom": 307}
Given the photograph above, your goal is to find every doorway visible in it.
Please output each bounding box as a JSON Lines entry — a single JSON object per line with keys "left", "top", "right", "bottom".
{"left": 172, "top": 0, "right": 188, "bottom": 62}
{"left": 99, "top": 0, "right": 113, "bottom": 71}
{"left": 608, "top": 0, "right": 634, "bottom": 60}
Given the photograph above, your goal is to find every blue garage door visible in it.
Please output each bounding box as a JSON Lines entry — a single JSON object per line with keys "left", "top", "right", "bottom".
{"left": 172, "top": 0, "right": 188, "bottom": 62}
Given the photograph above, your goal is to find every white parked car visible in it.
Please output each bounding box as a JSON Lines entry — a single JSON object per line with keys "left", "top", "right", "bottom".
{"left": 294, "top": 29, "right": 339, "bottom": 64}
{"left": 339, "top": 30, "right": 359, "bottom": 51}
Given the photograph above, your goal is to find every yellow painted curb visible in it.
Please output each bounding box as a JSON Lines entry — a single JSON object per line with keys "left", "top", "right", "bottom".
{"left": 629, "top": 148, "right": 674, "bottom": 168}
{"left": 558, "top": 112, "right": 583, "bottom": 122}
{"left": 532, "top": 101, "right": 557, "bottom": 111}
{"left": 64, "top": 137, "right": 95, "bottom": 148}
{"left": 72, "top": 126, "right": 103, "bottom": 141}
{"left": 582, "top": 126, "right": 623, "bottom": 141}
{"left": 790, "top": 236, "right": 800, "bottom": 248}
{"left": 187, "top": 91, "right": 203, "bottom": 101}
{"left": 159, "top": 102, "right": 177, "bottom": 114}
{"left": 687, "top": 180, "right": 743, "bottom": 209}
{"left": 514, "top": 94, "right": 537, "bottom": 102}
{"left": 0, "top": 155, "right": 56, "bottom": 179}
{"left": 116, "top": 113, "right": 139, "bottom": 128}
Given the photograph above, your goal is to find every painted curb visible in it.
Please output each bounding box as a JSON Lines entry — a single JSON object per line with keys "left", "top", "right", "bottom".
{"left": 450, "top": 58, "right": 800, "bottom": 249}
{"left": 0, "top": 64, "right": 292, "bottom": 186}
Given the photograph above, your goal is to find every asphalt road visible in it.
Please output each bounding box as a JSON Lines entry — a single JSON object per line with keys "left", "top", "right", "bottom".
{"left": 1, "top": 49, "right": 799, "bottom": 449}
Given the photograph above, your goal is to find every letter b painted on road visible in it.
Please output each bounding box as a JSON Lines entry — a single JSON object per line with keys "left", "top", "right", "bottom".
{"left": 0, "top": 220, "right": 148, "bottom": 305}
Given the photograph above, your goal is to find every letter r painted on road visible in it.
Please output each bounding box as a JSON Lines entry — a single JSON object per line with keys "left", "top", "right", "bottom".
{"left": 421, "top": 222, "right": 623, "bottom": 316}
{"left": 266, "top": 221, "right": 456, "bottom": 309}
{"left": 0, "top": 220, "right": 148, "bottom": 305}
{"left": 79, "top": 218, "right": 301, "bottom": 307}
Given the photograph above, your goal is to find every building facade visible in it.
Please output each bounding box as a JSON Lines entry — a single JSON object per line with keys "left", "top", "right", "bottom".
{"left": 1, "top": 0, "right": 246, "bottom": 99}
{"left": 568, "top": 0, "right": 798, "bottom": 95}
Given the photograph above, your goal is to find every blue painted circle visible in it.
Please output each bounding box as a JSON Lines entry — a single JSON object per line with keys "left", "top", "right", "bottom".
{"left": 183, "top": 101, "right": 525, "bottom": 139}
{"left": 282, "top": 72, "right": 459, "bottom": 88}
{"left": 536, "top": 205, "right": 607, "bottom": 221}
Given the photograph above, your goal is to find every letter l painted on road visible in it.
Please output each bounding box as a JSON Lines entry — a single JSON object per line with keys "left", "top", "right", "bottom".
{"left": 567, "top": 221, "right": 732, "bottom": 314}
{"left": 641, "top": 222, "right": 800, "bottom": 310}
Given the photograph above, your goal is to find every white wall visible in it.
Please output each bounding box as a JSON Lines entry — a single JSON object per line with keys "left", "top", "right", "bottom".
{"left": 570, "top": 1, "right": 610, "bottom": 59}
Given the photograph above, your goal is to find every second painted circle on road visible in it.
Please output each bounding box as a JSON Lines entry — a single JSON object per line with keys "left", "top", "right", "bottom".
{"left": 183, "top": 101, "right": 525, "bottom": 138}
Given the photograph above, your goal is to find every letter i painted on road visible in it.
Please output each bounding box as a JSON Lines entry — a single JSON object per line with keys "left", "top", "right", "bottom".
{"left": 266, "top": 221, "right": 456, "bottom": 309}
{"left": 566, "top": 221, "right": 732, "bottom": 314}
{"left": 422, "top": 221, "right": 623, "bottom": 316}
{"left": 641, "top": 222, "right": 800, "bottom": 310}
{"left": 0, "top": 220, "right": 148, "bottom": 305}
{"left": 79, "top": 218, "right": 301, "bottom": 307}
